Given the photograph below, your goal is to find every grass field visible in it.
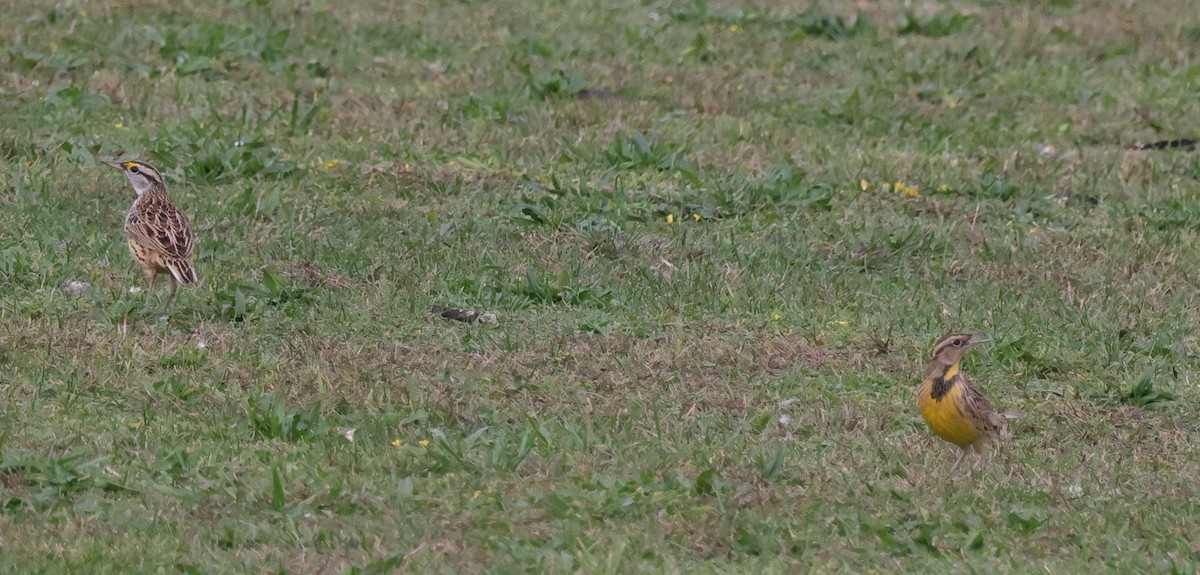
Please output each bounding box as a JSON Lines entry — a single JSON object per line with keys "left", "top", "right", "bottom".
{"left": 3, "top": 0, "right": 1200, "bottom": 572}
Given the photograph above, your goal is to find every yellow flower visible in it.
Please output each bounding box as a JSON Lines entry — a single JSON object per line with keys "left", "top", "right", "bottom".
{"left": 729, "top": 24, "right": 740, "bottom": 33}
{"left": 114, "top": 122, "right": 126, "bottom": 130}
{"left": 418, "top": 439, "right": 430, "bottom": 448}
{"left": 771, "top": 312, "right": 782, "bottom": 321}
{"left": 666, "top": 214, "right": 675, "bottom": 224}
{"left": 894, "top": 182, "right": 919, "bottom": 198}
{"left": 937, "top": 183, "right": 950, "bottom": 193}
{"left": 391, "top": 439, "right": 403, "bottom": 447}
{"left": 692, "top": 213, "right": 701, "bottom": 221}
{"left": 323, "top": 159, "right": 340, "bottom": 170}
{"left": 859, "top": 179, "right": 869, "bottom": 191}
{"left": 471, "top": 490, "right": 482, "bottom": 500}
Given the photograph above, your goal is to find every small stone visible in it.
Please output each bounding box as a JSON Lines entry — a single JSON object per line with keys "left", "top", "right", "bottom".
{"left": 65, "top": 280, "right": 89, "bottom": 295}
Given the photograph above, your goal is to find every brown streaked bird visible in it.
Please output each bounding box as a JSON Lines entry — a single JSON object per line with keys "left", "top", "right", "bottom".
{"left": 916, "top": 332, "right": 1023, "bottom": 472}
{"left": 103, "top": 159, "right": 197, "bottom": 306}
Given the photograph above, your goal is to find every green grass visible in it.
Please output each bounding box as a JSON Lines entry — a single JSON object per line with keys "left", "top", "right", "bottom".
{"left": 3, "top": 0, "right": 1200, "bottom": 571}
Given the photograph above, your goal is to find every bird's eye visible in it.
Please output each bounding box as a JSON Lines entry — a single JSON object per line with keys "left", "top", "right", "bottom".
{"left": 953, "top": 339, "right": 964, "bottom": 347}
{"left": 129, "top": 166, "right": 140, "bottom": 174}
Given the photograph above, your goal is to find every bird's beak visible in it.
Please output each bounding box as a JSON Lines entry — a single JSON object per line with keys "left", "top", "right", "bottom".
{"left": 102, "top": 159, "right": 125, "bottom": 170}
{"left": 968, "top": 332, "right": 991, "bottom": 346}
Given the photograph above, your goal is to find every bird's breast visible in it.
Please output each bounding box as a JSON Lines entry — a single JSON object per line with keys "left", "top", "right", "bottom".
{"left": 918, "top": 378, "right": 980, "bottom": 447}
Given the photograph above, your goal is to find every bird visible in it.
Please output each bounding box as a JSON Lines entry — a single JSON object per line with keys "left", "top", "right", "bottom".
{"left": 916, "top": 332, "right": 1022, "bottom": 472}
{"left": 103, "top": 159, "right": 197, "bottom": 307}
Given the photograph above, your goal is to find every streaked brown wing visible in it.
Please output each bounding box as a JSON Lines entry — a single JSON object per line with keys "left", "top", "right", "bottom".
{"left": 959, "top": 375, "right": 999, "bottom": 433}
{"left": 126, "top": 198, "right": 194, "bottom": 261}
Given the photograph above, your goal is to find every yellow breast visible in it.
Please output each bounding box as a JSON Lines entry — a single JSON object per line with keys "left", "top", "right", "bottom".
{"left": 917, "top": 377, "right": 980, "bottom": 448}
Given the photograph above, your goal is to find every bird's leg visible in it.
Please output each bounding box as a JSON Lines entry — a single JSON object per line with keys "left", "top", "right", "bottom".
{"left": 165, "top": 275, "right": 179, "bottom": 307}
{"left": 139, "top": 268, "right": 158, "bottom": 308}
{"left": 951, "top": 448, "right": 968, "bottom": 472}
{"left": 971, "top": 443, "right": 986, "bottom": 471}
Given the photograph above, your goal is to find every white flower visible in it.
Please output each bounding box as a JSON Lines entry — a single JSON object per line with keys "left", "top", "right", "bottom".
{"left": 129, "top": 286, "right": 143, "bottom": 294}
{"left": 65, "top": 280, "right": 89, "bottom": 295}
{"left": 341, "top": 428, "right": 357, "bottom": 442}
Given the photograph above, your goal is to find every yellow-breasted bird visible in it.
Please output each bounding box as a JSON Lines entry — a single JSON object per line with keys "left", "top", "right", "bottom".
{"left": 103, "top": 159, "right": 197, "bottom": 306}
{"left": 917, "top": 332, "right": 1022, "bottom": 471}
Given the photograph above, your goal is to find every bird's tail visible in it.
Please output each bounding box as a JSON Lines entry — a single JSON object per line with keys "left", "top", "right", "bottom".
{"left": 168, "top": 260, "right": 198, "bottom": 284}
{"left": 989, "top": 411, "right": 1024, "bottom": 426}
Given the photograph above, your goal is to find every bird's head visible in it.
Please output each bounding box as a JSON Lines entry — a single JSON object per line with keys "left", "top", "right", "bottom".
{"left": 928, "top": 332, "right": 985, "bottom": 370}
{"left": 103, "top": 159, "right": 164, "bottom": 197}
